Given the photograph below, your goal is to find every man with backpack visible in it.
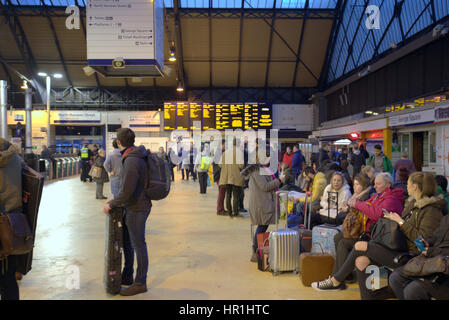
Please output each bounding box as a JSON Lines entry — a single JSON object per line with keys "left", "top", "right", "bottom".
{"left": 104, "top": 128, "right": 151, "bottom": 296}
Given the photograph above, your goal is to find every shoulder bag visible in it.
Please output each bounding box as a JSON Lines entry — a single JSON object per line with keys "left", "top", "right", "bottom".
{"left": 370, "top": 217, "right": 408, "bottom": 252}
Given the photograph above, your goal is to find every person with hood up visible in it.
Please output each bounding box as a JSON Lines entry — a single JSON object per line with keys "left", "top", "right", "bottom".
{"left": 104, "top": 128, "right": 151, "bottom": 297}
{"left": 366, "top": 144, "right": 393, "bottom": 174}
{"left": 318, "top": 171, "right": 352, "bottom": 225}
{"left": 0, "top": 138, "right": 23, "bottom": 300}
{"left": 241, "top": 156, "right": 284, "bottom": 262}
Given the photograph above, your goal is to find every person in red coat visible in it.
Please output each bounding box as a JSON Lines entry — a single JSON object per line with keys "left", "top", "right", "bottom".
{"left": 282, "top": 146, "right": 294, "bottom": 168}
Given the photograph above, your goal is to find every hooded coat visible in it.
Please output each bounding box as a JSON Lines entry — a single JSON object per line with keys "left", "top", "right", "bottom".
{"left": 109, "top": 145, "right": 151, "bottom": 212}
{"left": 400, "top": 195, "right": 445, "bottom": 255}
{"left": 241, "top": 164, "right": 280, "bottom": 226}
{"left": 0, "top": 138, "right": 23, "bottom": 213}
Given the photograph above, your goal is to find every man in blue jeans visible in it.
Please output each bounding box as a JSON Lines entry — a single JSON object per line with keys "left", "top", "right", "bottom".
{"left": 104, "top": 128, "right": 151, "bottom": 296}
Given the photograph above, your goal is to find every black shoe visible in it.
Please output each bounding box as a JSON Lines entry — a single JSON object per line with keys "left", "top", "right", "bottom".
{"left": 217, "top": 211, "right": 228, "bottom": 216}
{"left": 239, "top": 208, "right": 248, "bottom": 213}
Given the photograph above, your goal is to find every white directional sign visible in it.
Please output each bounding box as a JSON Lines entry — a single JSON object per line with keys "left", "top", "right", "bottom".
{"left": 86, "top": 0, "right": 164, "bottom": 71}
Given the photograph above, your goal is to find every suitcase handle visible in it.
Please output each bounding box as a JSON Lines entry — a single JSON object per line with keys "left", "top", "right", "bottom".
{"left": 311, "top": 242, "right": 325, "bottom": 255}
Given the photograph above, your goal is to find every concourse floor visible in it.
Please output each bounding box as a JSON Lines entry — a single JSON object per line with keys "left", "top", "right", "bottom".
{"left": 19, "top": 171, "right": 360, "bottom": 300}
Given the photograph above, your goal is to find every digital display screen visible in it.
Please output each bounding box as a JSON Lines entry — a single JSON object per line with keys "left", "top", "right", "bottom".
{"left": 164, "top": 102, "right": 272, "bottom": 131}
{"left": 163, "top": 102, "right": 177, "bottom": 131}
{"left": 177, "top": 102, "right": 189, "bottom": 130}
{"left": 202, "top": 103, "right": 216, "bottom": 130}
{"left": 189, "top": 103, "right": 202, "bottom": 130}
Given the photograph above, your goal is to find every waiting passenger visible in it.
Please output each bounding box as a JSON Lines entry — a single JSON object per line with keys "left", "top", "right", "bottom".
{"left": 93, "top": 149, "right": 109, "bottom": 200}
{"left": 104, "top": 139, "right": 122, "bottom": 198}
{"left": 366, "top": 144, "right": 393, "bottom": 174}
{"left": 291, "top": 144, "right": 304, "bottom": 180}
{"left": 0, "top": 138, "right": 23, "bottom": 300}
{"left": 389, "top": 214, "right": 449, "bottom": 300}
{"left": 317, "top": 172, "right": 352, "bottom": 226}
{"left": 312, "top": 172, "right": 443, "bottom": 301}
{"left": 195, "top": 143, "right": 211, "bottom": 194}
{"left": 333, "top": 173, "right": 373, "bottom": 282}
{"left": 393, "top": 153, "right": 416, "bottom": 181}
{"left": 241, "top": 159, "right": 283, "bottom": 262}
{"left": 104, "top": 128, "right": 151, "bottom": 296}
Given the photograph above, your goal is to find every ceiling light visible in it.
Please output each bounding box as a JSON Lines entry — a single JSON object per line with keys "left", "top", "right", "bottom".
{"left": 38, "top": 72, "right": 47, "bottom": 77}
{"left": 176, "top": 82, "right": 184, "bottom": 92}
{"left": 21, "top": 80, "right": 28, "bottom": 90}
{"left": 53, "top": 73, "right": 63, "bottom": 79}
{"left": 365, "top": 111, "right": 373, "bottom": 115}
{"left": 83, "top": 66, "right": 96, "bottom": 77}
{"left": 169, "top": 52, "right": 176, "bottom": 62}
{"left": 372, "top": 112, "right": 379, "bottom": 116}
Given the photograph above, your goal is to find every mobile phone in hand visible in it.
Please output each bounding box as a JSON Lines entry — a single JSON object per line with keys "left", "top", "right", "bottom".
{"left": 415, "top": 236, "right": 426, "bottom": 252}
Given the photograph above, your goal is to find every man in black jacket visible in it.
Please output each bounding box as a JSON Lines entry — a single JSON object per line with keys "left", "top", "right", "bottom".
{"left": 104, "top": 128, "right": 151, "bottom": 296}
{"left": 0, "top": 138, "right": 22, "bottom": 300}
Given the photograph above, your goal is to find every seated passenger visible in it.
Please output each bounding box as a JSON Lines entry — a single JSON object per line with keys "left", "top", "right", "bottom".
{"left": 361, "top": 165, "right": 377, "bottom": 197}
{"left": 312, "top": 172, "right": 443, "bottom": 301}
{"left": 287, "top": 167, "right": 327, "bottom": 227}
{"left": 389, "top": 214, "right": 449, "bottom": 300}
{"left": 339, "top": 159, "right": 353, "bottom": 191}
{"left": 317, "top": 172, "right": 352, "bottom": 226}
{"left": 333, "top": 173, "right": 373, "bottom": 281}
{"left": 279, "top": 163, "right": 302, "bottom": 192}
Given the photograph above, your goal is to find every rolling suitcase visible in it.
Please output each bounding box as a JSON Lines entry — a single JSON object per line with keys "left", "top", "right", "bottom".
{"left": 104, "top": 207, "right": 124, "bottom": 295}
{"left": 312, "top": 191, "right": 341, "bottom": 258}
{"left": 298, "top": 191, "right": 313, "bottom": 253}
{"left": 269, "top": 191, "right": 300, "bottom": 276}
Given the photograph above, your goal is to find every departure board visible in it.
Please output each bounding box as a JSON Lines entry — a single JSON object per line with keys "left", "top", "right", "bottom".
{"left": 163, "top": 102, "right": 177, "bottom": 131}
{"left": 177, "top": 103, "right": 189, "bottom": 130}
{"left": 216, "top": 104, "right": 230, "bottom": 130}
{"left": 164, "top": 102, "right": 272, "bottom": 131}
{"left": 202, "top": 104, "right": 216, "bottom": 130}
{"left": 189, "top": 103, "right": 202, "bottom": 130}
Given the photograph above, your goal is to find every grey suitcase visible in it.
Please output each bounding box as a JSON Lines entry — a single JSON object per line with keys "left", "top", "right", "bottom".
{"left": 269, "top": 191, "right": 300, "bottom": 276}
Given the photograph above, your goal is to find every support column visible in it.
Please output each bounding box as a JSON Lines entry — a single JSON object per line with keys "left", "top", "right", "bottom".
{"left": 46, "top": 76, "right": 51, "bottom": 150}
{"left": 25, "top": 88, "right": 33, "bottom": 154}
{"left": 383, "top": 127, "right": 392, "bottom": 160}
{"left": 0, "top": 80, "right": 7, "bottom": 139}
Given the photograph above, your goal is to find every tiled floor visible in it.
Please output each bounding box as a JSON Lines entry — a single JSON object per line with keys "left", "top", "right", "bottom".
{"left": 19, "top": 172, "right": 360, "bottom": 300}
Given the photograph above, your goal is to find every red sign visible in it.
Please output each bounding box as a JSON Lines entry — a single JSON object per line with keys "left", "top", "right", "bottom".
{"left": 349, "top": 132, "right": 360, "bottom": 140}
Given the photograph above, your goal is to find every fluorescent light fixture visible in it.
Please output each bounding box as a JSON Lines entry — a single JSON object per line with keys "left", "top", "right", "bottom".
{"left": 372, "top": 112, "right": 379, "bottom": 116}
{"left": 53, "top": 73, "right": 63, "bottom": 79}
{"left": 365, "top": 111, "right": 373, "bottom": 114}
{"left": 176, "top": 82, "right": 184, "bottom": 92}
{"left": 38, "top": 72, "right": 47, "bottom": 77}
{"left": 334, "top": 139, "right": 352, "bottom": 145}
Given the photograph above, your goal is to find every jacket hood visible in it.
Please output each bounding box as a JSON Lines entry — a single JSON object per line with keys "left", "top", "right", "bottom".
{"left": 408, "top": 194, "right": 447, "bottom": 210}
{"left": 124, "top": 145, "right": 149, "bottom": 160}
{"left": 0, "top": 138, "right": 19, "bottom": 168}
{"left": 241, "top": 164, "right": 261, "bottom": 177}
{"left": 384, "top": 187, "right": 404, "bottom": 202}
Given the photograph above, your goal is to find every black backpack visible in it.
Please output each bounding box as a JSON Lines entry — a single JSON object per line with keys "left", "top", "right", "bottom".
{"left": 144, "top": 152, "right": 171, "bottom": 201}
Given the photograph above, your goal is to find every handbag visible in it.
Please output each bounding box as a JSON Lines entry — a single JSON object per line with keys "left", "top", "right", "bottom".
{"left": 342, "top": 208, "right": 365, "bottom": 239}
{"left": 0, "top": 212, "right": 34, "bottom": 258}
{"left": 89, "top": 165, "right": 102, "bottom": 179}
{"left": 370, "top": 218, "right": 408, "bottom": 252}
{"left": 402, "top": 255, "right": 449, "bottom": 277}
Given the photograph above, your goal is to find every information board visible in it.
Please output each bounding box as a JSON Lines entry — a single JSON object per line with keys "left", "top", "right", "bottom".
{"left": 163, "top": 102, "right": 176, "bottom": 131}
{"left": 189, "top": 103, "right": 202, "bottom": 130}
{"left": 164, "top": 102, "right": 272, "bottom": 131}
{"left": 176, "top": 102, "right": 189, "bottom": 130}
{"left": 202, "top": 104, "right": 216, "bottom": 130}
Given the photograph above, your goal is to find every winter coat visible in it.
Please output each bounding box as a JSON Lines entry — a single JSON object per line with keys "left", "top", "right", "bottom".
{"left": 426, "top": 214, "right": 449, "bottom": 258}
{"left": 319, "top": 148, "right": 330, "bottom": 166}
{"left": 282, "top": 152, "right": 294, "bottom": 168}
{"left": 437, "top": 186, "right": 449, "bottom": 216}
{"left": 109, "top": 145, "right": 151, "bottom": 212}
{"left": 291, "top": 150, "right": 304, "bottom": 176}
{"left": 242, "top": 164, "right": 280, "bottom": 226}
{"left": 298, "top": 172, "right": 327, "bottom": 203}
{"left": 400, "top": 195, "right": 445, "bottom": 255}
{"left": 219, "top": 149, "right": 245, "bottom": 187}
{"left": 349, "top": 150, "right": 365, "bottom": 177}
{"left": 393, "top": 159, "right": 416, "bottom": 181}
{"left": 0, "top": 139, "right": 23, "bottom": 213}
{"left": 320, "top": 184, "right": 352, "bottom": 217}
{"left": 354, "top": 187, "right": 404, "bottom": 232}
{"left": 92, "top": 156, "right": 109, "bottom": 183}
{"left": 367, "top": 152, "right": 393, "bottom": 174}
